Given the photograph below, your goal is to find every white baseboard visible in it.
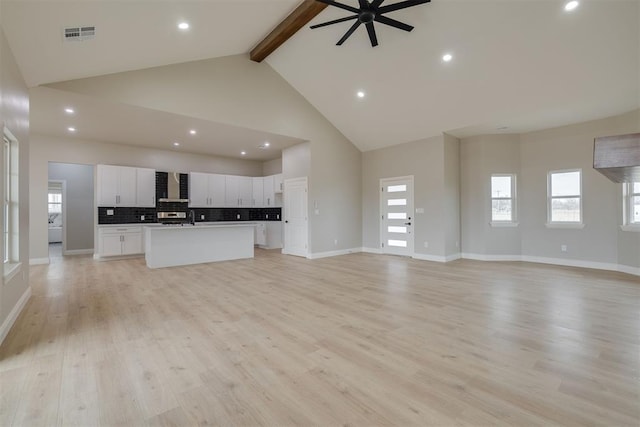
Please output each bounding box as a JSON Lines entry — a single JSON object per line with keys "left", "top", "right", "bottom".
{"left": 412, "top": 253, "right": 448, "bottom": 263}
{"left": 63, "top": 249, "right": 94, "bottom": 256}
{"left": 618, "top": 264, "right": 640, "bottom": 277}
{"left": 361, "top": 247, "right": 382, "bottom": 254}
{"left": 460, "top": 253, "right": 639, "bottom": 277}
{"left": 0, "top": 286, "right": 31, "bottom": 346}
{"left": 461, "top": 253, "right": 523, "bottom": 262}
{"left": 307, "top": 248, "right": 361, "bottom": 260}
{"left": 29, "top": 257, "right": 50, "bottom": 265}
{"left": 445, "top": 253, "right": 462, "bottom": 262}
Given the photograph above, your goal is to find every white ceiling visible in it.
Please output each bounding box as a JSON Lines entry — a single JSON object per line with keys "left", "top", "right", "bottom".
{"left": 30, "top": 86, "right": 305, "bottom": 161}
{"left": 2, "top": 0, "right": 639, "bottom": 154}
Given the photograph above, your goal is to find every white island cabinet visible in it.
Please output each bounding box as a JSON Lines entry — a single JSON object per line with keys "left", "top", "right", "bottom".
{"left": 144, "top": 223, "right": 256, "bottom": 269}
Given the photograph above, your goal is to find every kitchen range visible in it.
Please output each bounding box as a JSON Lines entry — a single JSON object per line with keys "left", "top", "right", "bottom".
{"left": 96, "top": 166, "right": 283, "bottom": 268}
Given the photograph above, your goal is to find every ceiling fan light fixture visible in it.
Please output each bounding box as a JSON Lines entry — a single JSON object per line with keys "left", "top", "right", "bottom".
{"left": 357, "top": 91, "right": 366, "bottom": 98}
{"left": 311, "top": 0, "right": 431, "bottom": 47}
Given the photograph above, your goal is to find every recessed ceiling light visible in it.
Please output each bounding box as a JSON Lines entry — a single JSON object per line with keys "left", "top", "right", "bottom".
{"left": 178, "top": 22, "right": 190, "bottom": 30}
{"left": 67, "top": 127, "right": 76, "bottom": 132}
{"left": 173, "top": 142, "right": 180, "bottom": 147}
{"left": 264, "top": 142, "right": 270, "bottom": 147}
{"left": 241, "top": 151, "right": 247, "bottom": 156}
{"left": 189, "top": 129, "right": 197, "bottom": 135}
{"left": 442, "top": 53, "right": 453, "bottom": 62}
{"left": 564, "top": 1, "right": 579, "bottom": 11}
{"left": 64, "top": 108, "right": 75, "bottom": 114}
{"left": 356, "top": 91, "right": 366, "bottom": 98}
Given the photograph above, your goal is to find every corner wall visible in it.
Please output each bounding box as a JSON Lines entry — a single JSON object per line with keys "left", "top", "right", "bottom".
{"left": 460, "top": 110, "right": 640, "bottom": 274}
{"left": 0, "top": 28, "right": 31, "bottom": 343}
{"left": 362, "top": 134, "right": 461, "bottom": 260}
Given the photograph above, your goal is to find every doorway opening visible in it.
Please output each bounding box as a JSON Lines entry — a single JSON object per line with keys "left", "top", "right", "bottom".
{"left": 47, "top": 180, "right": 65, "bottom": 260}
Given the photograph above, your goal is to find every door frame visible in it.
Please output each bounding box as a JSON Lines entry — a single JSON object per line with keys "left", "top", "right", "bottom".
{"left": 283, "top": 176, "right": 308, "bottom": 257}
{"left": 47, "top": 179, "right": 67, "bottom": 255}
{"left": 379, "top": 175, "right": 414, "bottom": 257}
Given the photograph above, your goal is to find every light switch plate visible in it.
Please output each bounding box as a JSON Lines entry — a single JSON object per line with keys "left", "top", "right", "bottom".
{"left": 416, "top": 208, "right": 425, "bottom": 214}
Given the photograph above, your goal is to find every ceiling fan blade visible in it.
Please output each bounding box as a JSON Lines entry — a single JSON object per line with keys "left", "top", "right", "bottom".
{"left": 365, "top": 22, "right": 378, "bottom": 47}
{"left": 337, "top": 20, "right": 362, "bottom": 45}
{"left": 310, "top": 15, "right": 358, "bottom": 29}
{"left": 371, "top": 0, "right": 385, "bottom": 8}
{"left": 378, "top": 0, "right": 430, "bottom": 14}
{"left": 374, "top": 15, "right": 414, "bottom": 32}
{"left": 314, "top": 0, "right": 360, "bottom": 14}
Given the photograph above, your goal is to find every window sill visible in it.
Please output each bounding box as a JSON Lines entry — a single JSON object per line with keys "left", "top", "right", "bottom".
{"left": 545, "top": 222, "right": 585, "bottom": 229}
{"left": 490, "top": 222, "right": 519, "bottom": 228}
{"left": 620, "top": 224, "right": 640, "bottom": 232}
{"left": 3, "top": 262, "right": 22, "bottom": 283}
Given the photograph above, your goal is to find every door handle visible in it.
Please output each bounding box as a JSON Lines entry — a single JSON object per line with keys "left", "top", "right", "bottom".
{"left": 405, "top": 222, "right": 412, "bottom": 225}
{"left": 285, "top": 220, "right": 289, "bottom": 223}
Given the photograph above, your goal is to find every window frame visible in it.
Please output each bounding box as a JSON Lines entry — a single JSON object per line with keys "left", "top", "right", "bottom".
{"left": 490, "top": 173, "right": 518, "bottom": 227}
{"left": 546, "top": 168, "right": 584, "bottom": 228}
{"left": 3, "top": 127, "right": 20, "bottom": 281}
{"left": 621, "top": 181, "right": 640, "bottom": 232}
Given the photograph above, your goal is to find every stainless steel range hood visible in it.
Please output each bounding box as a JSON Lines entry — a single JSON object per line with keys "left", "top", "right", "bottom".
{"left": 159, "top": 172, "right": 189, "bottom": 203}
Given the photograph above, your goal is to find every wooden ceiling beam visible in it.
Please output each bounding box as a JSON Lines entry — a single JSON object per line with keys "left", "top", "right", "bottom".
{"left": 250, "top": 0, "right": 328, "bottom": 63}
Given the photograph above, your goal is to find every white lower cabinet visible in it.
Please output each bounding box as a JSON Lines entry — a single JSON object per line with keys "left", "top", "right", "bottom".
{"left": 98, "top": 226, "right": 143, "bottom": 257}
{"left": 254, "top": 222, "right": 266, "bottom": 246}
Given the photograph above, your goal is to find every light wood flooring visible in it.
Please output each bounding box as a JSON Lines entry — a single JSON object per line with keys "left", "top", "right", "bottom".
{"left": 1, "top": 250, "right": 639, "bottom": 426}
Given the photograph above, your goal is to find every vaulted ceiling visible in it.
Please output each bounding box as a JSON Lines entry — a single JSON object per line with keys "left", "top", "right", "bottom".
{"left": 2, "top": 0, "right": 638, "bottom": 155}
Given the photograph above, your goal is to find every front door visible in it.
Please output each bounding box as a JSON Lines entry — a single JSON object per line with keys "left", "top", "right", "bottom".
{"left": 380, "top": 176, "right": 414, "bottom": 256}
{"left": 283, "top": 177, "right": 308, "bottom": 257}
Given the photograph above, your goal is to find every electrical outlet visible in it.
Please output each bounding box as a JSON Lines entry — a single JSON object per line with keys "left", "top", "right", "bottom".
{"left": 315, "top": 209, "right": 320, "bottom": 215}
{"left": 236, "top": 214, "right": 240, "bottom": 220}
{"left": 201, "top": 214, "right": 205, "bottom": 220}
{"left": 416, "top": 208, "right": 425, "bottom": 214}
{"left": 107, "top": 209, "right": 114, "bottom": 216}
{"left": 140, "top": 215, "right": 145, "bottom": 221}
{"left": 334, "top": 239, "right": 338, "bottom": 246}
{"left": 456, "top": 241, "right": 459, "bottom": 248}
{"left": 561, "top": 245, "right": 567, "bottom": 252}
{"left": 424, "top": 241, "right": 429, "bottom": 248}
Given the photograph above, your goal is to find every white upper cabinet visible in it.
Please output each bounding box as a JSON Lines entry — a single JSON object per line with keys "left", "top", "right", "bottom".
{"left": 97, "top": 164, "right": 140, "bottom": 207}
{"left": 263, "top": 175, "right": 275, "bottom": 207}
{"left": 225, "top": 175, "right": 253, "bottom": 207}
{"left": 189, "top": 172, "right": 209, "bottom": 207}
{"left": 136, "top": 168, "right": 156, "bottom": 207}
{"left": 274, "top": 173, "right": 283, "bottom": 194}
{"left": 189, "top": 172, "right": 227, "bottom": 207}
{"left": 252, "top": 177, "right": 264, "bottom": 207}
{"left": 210, "top": 174, "right": 226, "bottom": 207}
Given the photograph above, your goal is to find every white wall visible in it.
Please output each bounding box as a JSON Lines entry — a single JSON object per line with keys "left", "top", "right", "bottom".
{"left": 262, "top": 158, "right": 282, "bottom": 176}
{"left": 29, "top": 133, "right": 265, "bottom": 261}
{"left": 520, "top": 109, "right": 640, "bottom": 271}
{"left": 460, "top": 134, "right": 522, "bottom": 257}
{"left": 362, "top": 135, "right": 460, "bottom": 260}
{"left": 460, "top": 110, "right": 640, "bottom": 273}
{"left": 0, "top": 28, "right": 31, "bottom": 342}
{"left": 48, "top": 55, "right": 362, "bottom": 254}
{"left": 48, "top": 162, "right": 94, "bottom": 252}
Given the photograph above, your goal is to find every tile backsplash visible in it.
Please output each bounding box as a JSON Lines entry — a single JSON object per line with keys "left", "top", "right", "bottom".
{"left": 98, "top": 207, "right": 281, "bottom": 224}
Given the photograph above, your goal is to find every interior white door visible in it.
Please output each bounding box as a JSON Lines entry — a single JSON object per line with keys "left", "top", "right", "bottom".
{"left": 283, "top": 177, "right": 308, "bottom": 257}
{"left": 380, "top": 176, "right": 414, "bottom": 256}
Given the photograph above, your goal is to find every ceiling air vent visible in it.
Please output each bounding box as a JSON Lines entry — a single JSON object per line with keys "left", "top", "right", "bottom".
{"left": 63, "top": 26, "right": 95, "bottom": 42}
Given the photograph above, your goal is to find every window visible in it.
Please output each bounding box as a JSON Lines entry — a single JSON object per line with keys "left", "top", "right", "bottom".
{"left": 3, "top": 128, "right": 19, "bottom": 267}
{"left": 491, "top": 174, "right": 517, "bottom": 225}
{"left": 548, "top": 169, "right": 582, "bottom": 226}
{"left": 622, "top": 182, "right": 640, "bottom": 231}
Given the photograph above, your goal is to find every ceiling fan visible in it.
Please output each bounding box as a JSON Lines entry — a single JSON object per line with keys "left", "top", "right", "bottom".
{"left": 311, "top": 0, "right": 431, "bottom": 47}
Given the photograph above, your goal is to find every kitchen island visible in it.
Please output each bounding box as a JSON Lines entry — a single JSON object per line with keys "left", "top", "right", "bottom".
{"left": 144, "top": 223, "right": 256, "bottom": 269}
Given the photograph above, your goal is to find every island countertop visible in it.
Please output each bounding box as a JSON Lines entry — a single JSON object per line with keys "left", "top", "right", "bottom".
{"left": 144, "top": 222, "right": 256, "bottom": 269}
